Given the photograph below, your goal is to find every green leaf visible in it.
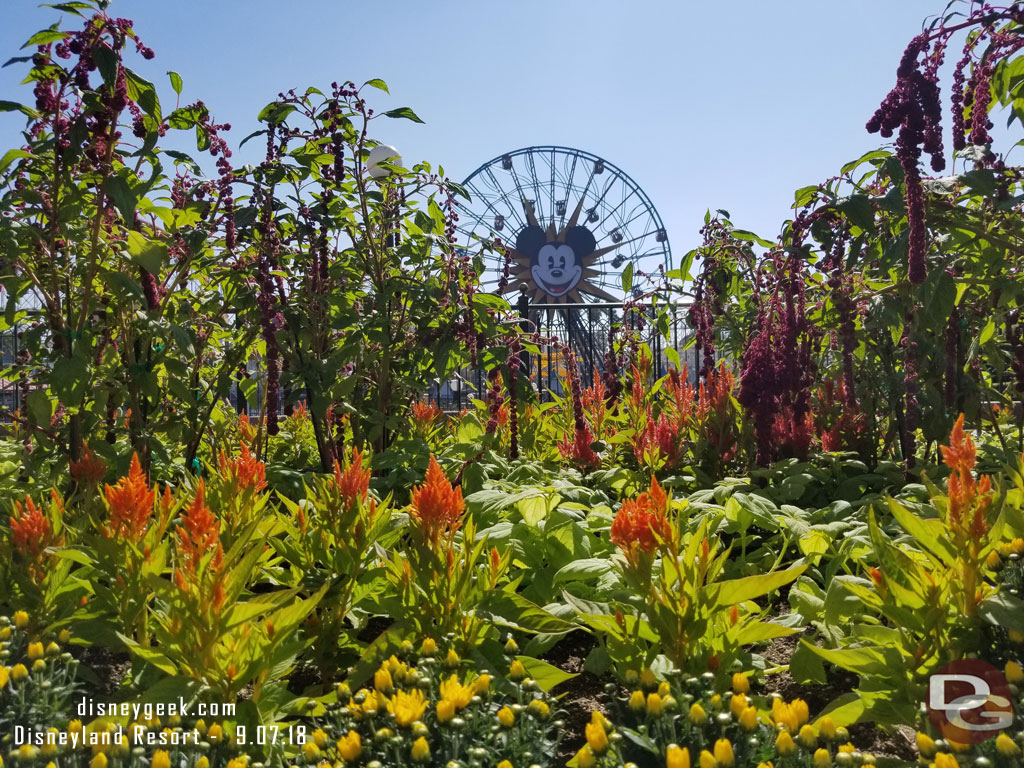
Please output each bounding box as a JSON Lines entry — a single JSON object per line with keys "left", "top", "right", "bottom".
{"left": 0, "top": 100, "right": 38, "bottom": 118}
{"left": 702, "top": 566, "right": 806, "bottom": 607}
{"left": 363, "top": 78, "right": 389, "bottom": 93}
{"left": 23, "top": 26, "right": 68, "bottom": 48}
{"left": 553, "top": 558, "right": 611, "bottom": 586}
{"left": 168, "top": 70, "right": 183, "bottom": 96}
{"left": 980, "top": 319, "right": 996, "bottom": 345}
{"left": 621, "top": 262, "right": 634, "bottom": 293}
{"left": 814, "top": 692, "right": 865, "bottom": 727}
{"left": 801, "top": 641, "right": 892, "bottom": 676}
{"left": 125, "top": 231, "right": 167, "bottom": 274}
{"left": 104, "top": 175, "right": 137, "bottom": 223}
{"left": 26, "top": 389, "right": 52, "bottom": 425}
{"left": 514, "top": 655, "right": 577, "bottom": 693}
{"left": 979, "top": 592, "right": 1024, "bottom": 632}
{"left": 0, "top": 149, "right": 34, "bottom": 176}
{"left": 383, "top": 107, "right": 424, "bottom": 123}
{"left": 51, "top": 356, "right": 88, "bottom": 404}
{"left": 93, "top": 43, "right": 118, "bottom": 88}
{"left": 258, "top": 102, "right": 297, "bottom": 125}
{"left": 839, "top": 195, "right": 874, "bottom": 230}
{"left": 125, "top": 69, "right": 160, "bottom": 120}
{"left": 886, "top": 497, "right": 957, "bottom": 566}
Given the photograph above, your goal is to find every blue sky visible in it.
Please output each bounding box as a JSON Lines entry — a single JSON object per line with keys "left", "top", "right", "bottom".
{"left": 2, "top": 0, "right": 949, "bottom": 268}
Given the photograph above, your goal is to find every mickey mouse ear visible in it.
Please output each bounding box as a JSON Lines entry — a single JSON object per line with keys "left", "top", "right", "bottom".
{"left": 565, "top": 226, "right": 597, "bottom": 256}
{"left": 515, "top": 226, "right": 546, "bottom": 256}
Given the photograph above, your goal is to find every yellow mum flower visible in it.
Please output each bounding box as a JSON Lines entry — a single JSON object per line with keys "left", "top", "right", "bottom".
{"left": 195, "top": 758, "right": 209, "bottom": 768}
{"left": 420, "top": 638, "right": 437, "bottom": 655}
{"left": 732, "top": 672, "right": 750, "bottom": 694}
{"left": 791, "top": 698, "right": 810, "bottom": 725}
{"left": 819, "top": 717, "right": 837, "bottom": 740}
{"left": 302, "top": 742, "right": 321, "bottom": 762}
{"left": 497, "top": 706, "right": 515, "bottom": 728}
{"left": 915, "top": 732, "right": 936, "bottom": 758}
{"left": 932, "top": 754, "right": 960, "bottom": 768}
{"left": 527, "top": 699, "right": 550, "bottom": 720}
{"left": 996, "top": 733, "right": 1020, "bottom": 757}
{"left": 776, "top": 730, "right": 796, "bottom": 756}
{"left": 813, "top": 748, "right": 832, "bottom": 767}
{"left": 27, "top": 642, "right": 44, "bottom": 661}
{"left": 658, "top": 681, "right": 671, "bottom": 697}
{"left": 410, "top": 737, "right": 430, "bottom": 763}
{"left": 472, "top": 673, "right": 491, "bottom": 695}
{"left": 509, "top": 659, "right": 527, "bottom": 681}
{"left": 152, "top": 751, "right": 171, "bottom": 768}
{"left": 497, "top": 762, "right": 513, "bottom": 768}
{"left": 90, "top": 754, "right": 107, "bottom": 768}
{"left": 689, "top": 702, "right": 708, "bottom": 725}
{"left": 585, "top": 713, "right": 609, "bottom": 755}
{"left": 697, "top": 751, "right": 716, "bottom": 768}
{"left": 798, "top": 724, "right": 818, "bottom": 748}
{"left": 838, "top": 743, "right": 856, "bottom": 754}
{"left": 436, "top": 698, "right": 456, "bottom": 724}
{"left": 1005, "top": 660, "right": 1024, "bottom": 684}
{"left": 389, "top": 688, "right": 427, "bottom": 727}
{"left": 445, "top": 648, "right": 460, "bottom": 667}
{"left": 18, "top": 746, "right": 38, "bottom": 762}
{"left": 730, "top": 693, "right": 748, "bottom": 718}
{"left": 207, "top": 723, "right": 224, "bottom": 744}
{"left": 714, "top": 738, "right": 734, "bottom": 767}
{"left": 373, "top": 667, "right": 393, "bottom": 694}
{"left": 337, "top": 731, "right": 361, "bottom": 762}
{"left": 312, "top": 729, "right": 328, "bottom": 748}
{"left": 740, "top": 706, "right": 758, "bottom": 731}
{"left": 666, "top": 745, "right": 691, "bottom": 768}
{"left": 647, "top": 692, "right": 664, "bottom": 716}
{"left": 756, "top": 764, "right": 774, "bottom": 768}
{"left": 986, "top": 550, "right": 1002, "bottom": 569}
{"left": 13, "top": 611, "right": 29, "bottom": 628}
{"left": 11, "top": 664, "right": 28, "bottom": 682}
{"left": 575, "top": 747, "right": 596, "bottom": 768}
{"left": 630, "top": 689, "right": 646, "bottom": 712}
{"left": 641, "top": 667, "right": 657, "bottom": 690}
{"left": 0, "top": 667, "right": 9, "bottom": 690}
{"left": 440, "top": 674, "right": 473, "bottom": 710}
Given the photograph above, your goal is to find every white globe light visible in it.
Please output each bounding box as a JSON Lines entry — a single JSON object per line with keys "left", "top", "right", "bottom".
{"left": 367, "top": 144, "right": 402, "bottom": 179}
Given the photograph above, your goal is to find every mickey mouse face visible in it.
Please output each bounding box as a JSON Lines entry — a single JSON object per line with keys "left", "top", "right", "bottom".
{"left": 516, "top": 225, "right": 597, "bottom": 298}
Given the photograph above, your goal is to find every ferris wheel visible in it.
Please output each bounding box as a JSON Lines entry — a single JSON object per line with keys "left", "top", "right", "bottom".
{"left": 455, "top": 146, "right": 672, "bottom": 305}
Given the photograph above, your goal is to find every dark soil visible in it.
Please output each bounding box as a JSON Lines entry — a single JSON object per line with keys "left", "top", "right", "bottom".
{"left": 74, "top": 644, "right": 131, "bottom": 699}
{"left": 542, "top": 631, "right": 611, "bottom": 764}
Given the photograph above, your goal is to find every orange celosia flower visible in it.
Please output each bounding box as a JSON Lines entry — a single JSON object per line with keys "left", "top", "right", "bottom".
{"left": 103, "top": 454, "right": 155, "bottom": 541}
{"left": 237, "top": 412, "right": 255, "bottom": 444}
{"left": 558, "top": 425, "right": 601, "bottom": 471}
{"left": 334, "top": 448, "right": 371, "bottom": 511}
{"left": 665, "top": 365, "right": 695, "bottom": 432}
{"left": 218, "top": 444, "right": 266, "bottom": 495}
{"left": 941, "top": 414, "right": 992, "bottom": 539}
{"left": 411, "top": 400, "right": 443, "bottom": 430}
{"left": 610, "top": 476, "right": 672, "bottom": 555}
{"left": 581, "top": 370, "right": 609, "bottom": 436}
{"left": 176, "top": 481, "right": 222, "bottom": 576}
{"left": 70, "top": 442, "right": 107, "bottom": 484}
{"left": 410, "top": 456, "right": 464, "bottom": 543}
{"left": 10, "top": 496, "right": 53, "bottom": 557}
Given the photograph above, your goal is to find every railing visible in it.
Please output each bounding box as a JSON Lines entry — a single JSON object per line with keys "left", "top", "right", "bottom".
{"left": 430, "top": 292, "right": 696, "bottom": 411}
